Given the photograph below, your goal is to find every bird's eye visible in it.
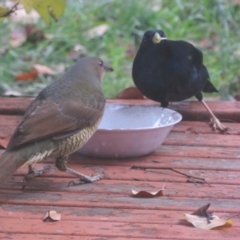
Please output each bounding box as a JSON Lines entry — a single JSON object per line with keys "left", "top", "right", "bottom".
{"left": 98, "top": 61, "right": 103, "bottom": 67}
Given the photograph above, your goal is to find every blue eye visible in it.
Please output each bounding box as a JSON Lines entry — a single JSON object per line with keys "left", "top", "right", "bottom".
{"left": 98, "top": 61, "right": 103, "bottom": 67}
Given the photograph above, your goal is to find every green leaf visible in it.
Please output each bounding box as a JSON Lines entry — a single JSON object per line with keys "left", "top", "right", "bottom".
{"left": 33, "top": 0, "right": 66, "bottom": 24}
{"left": 18, "top": 0, "right": 33, "bottom": 13}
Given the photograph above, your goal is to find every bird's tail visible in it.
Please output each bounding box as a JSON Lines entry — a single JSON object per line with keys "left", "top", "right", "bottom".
{"left": 203, "top": 81, "right": 218, "bottom": 93}
{"left": 0, "top": 151, "right": 23, "bottom": 185}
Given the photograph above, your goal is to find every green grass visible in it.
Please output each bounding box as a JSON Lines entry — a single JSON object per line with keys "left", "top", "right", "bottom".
{"left": 0, "top": 0, "right": 240, "bottom": 99}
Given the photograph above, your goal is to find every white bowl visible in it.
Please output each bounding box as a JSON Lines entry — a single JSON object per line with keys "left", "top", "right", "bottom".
{"left": 78, "top": 104, "right": 182, "bottom": 158}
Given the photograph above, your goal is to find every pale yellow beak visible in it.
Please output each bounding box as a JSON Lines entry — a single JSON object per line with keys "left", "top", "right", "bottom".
{"left": 152, "top": 32, "right": 167, "bottom": 44}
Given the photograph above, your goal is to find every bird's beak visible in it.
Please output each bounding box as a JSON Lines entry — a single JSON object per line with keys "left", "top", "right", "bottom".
{"left": 103, "top": 63, "right": 113, "bottom": 72}
{"left": 152, "top": 32, "right": 167, "bottom": 44}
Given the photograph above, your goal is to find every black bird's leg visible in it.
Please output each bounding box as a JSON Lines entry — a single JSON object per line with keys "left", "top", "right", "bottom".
{"left": 195, "top": 92, "right": 228, "bottom": 133}
{"left": 21, "top": 164, "right": 52, "bottom": 190}
{"left": 56, "top": 156, "right": 103, "bottom": 186}
{"left": 201, "top": 100, "right": 228, "bottom": 133}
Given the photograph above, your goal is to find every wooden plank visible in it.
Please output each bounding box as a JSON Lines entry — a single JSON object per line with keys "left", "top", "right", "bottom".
{"left": 0, "top": 234, "right": 155, "bottom": 240}
{"left": 0, "top": 217, "right": 237, "bottom": 239}
{"left": 0, "top": 204, "right": 237, "bottom": 240}
{"left": 0, "top": 188, "right": 240, "bottom": 212}
{"left": 173, "top": 121, "right": 240, "bottom": 134}
{"left": 165, "top": 132, "right": 240, "bottom": 147}
{"left": 107, "top": 99, "right": 240, "bottom": 122}
{"left": 0, "top": 204, "right": 232, "bottom": 222}
{"left": 7, "top": 162, "right": 240, "bottom": 185}
{"left": 154, "top": 145, "right": 240, "bottom": 159}
{"left": 0, "top": 97, "right": 31, "bottom": 115}
{"left": 1, "top": 97, "right": 240, "bottom": 122}
{"left": 0, "top": 98, "right": 240, "bottom": 240}
{"left": 2, "top": 177, "right": 240, "bottom": 199}
{"left": 1, "top": 149, "right": 240, "bottom": 171}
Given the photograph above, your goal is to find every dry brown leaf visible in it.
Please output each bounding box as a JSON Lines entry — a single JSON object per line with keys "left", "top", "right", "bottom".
{"left": 43, "top": 210, "right": 61, "bottom": 222}
{"left": 132, "top": 185, "right": 165, "bottom": 198}
{"left": 15, "top": 69, "right": 38, "bottom": 81}
{"left": 33, "top": 64, "right": 55, "bottom": 75}
{"left": 87, "top": 24, "right": 109, "bottom": 39}
{"left": 184, "top": 203, "right": 233, "bottom": 229}
{"left": 73, "top": 44, "right": 87, "bottom": 53}
{"left": 116, "top": 87, "right": 145, "bottom": 99}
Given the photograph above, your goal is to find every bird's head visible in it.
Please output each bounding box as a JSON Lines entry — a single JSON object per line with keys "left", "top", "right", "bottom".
{"left": 142, "top": 30, "right": 167, "bottom": 45}
{"left": 72, "top": 57, "right": 113, "bottom": 84}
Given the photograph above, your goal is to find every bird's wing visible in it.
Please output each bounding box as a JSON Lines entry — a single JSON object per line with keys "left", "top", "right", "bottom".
{"left": 7, "top": 95, "right": 105, "bottom": 150}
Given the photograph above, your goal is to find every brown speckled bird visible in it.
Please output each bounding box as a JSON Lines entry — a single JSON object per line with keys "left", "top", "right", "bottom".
{"left": 0, "top": 57, "right": 113, "bottom": 186}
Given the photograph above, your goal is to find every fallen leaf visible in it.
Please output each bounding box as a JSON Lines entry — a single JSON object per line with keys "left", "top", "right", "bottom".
{"left": 43, "top": 210, "right": 61, "bottom": 222}
{"left": 73, "top": 44, "right": 87, "bottom": 52}
{"left": 184, "top": 203, "right": 233, "bottom": 229}
{"left": 116, "top": 87, "right": 145, "bottom": 99}
{"left": 0, "top": 135, "right": 11, "bottom": 149}
{"left": 15, "top": 69, "right": 38, "bottom": 81}
{"left": 33, "top": 64, "right": 55, "bottom": 75}
{"left": 67, "top": 44, "right": 88, "bottom": 60}
{"left": 132, "top": 185, "right": 165, "bottom": 198}
{"left": 87, "top": 24, "right": 109, "bottom": 39}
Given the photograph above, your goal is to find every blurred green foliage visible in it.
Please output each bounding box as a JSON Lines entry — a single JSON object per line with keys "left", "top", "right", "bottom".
{"left": 0, "top": 0, "right": 239, "bottom": 99}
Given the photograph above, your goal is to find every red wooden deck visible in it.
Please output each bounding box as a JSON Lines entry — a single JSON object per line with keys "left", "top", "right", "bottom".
{"left": 0, "top": 97, "right": 240, "bottom": 239}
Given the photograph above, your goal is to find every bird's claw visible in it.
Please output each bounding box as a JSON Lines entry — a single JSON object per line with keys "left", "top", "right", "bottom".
{"left": 67, "top": 173, "right": 104, "bottom": 187}
{"left": 23, "top": 165, "right": 51, "bottom": 181}
{"left": 21, "top": 165, "right": 51, "bottom": 190}
{"left": 210, "top": 118, "right": 229, "bottom": 133}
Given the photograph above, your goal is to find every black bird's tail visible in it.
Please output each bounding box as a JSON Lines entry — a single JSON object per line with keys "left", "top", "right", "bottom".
{"left": 0, "top": 151, "right": 22, "bottom": 185}
{"left": 203, "top": 81, "right": 218, "bottom": 93}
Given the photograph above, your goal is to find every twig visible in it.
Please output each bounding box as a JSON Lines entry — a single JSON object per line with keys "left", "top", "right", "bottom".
{"left": 227, "top": 212, "right": 240, "bottom": 220}
{"left": 131, "top": 165, "right": 211, "bottom": 187}
{"left": 0, "top": 2, "right": 19, "bottom": 18}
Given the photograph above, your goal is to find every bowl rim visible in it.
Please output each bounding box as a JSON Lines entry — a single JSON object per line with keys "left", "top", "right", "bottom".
{"left": 98, "top": 104, "right": 182, "bottom": 131}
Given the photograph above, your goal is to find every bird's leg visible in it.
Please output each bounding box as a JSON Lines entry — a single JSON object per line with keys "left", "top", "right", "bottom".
{"left": 21, "top": 164, "right": 52, "bottom": 190}
{"left": 55, "top": 156, "right": 103, "bottom": 186}
{"left": 201, "top": 100, "right": 229, "bottom": 133}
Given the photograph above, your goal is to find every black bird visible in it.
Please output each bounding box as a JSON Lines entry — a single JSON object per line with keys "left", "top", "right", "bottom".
{"left": 132, "top": 30, "right": 228, "bottom": 132}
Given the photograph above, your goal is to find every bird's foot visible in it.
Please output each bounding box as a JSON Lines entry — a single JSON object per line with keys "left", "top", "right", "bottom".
{"left": 21, "top": 165, "right": 51, "bottom": 190}
{"left": 67, "top": 168, "right": 104, "bottom": 186}
{"left": 210, "top": 118, "right": 229, "bottom": 133}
